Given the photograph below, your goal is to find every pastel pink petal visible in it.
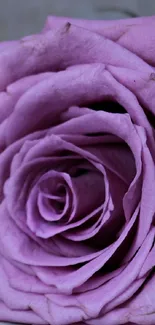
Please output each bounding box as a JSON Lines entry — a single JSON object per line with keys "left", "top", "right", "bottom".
{"left": 0, "top": 128, "right": 48, "bottom": 201}
{"left": 123, "top": 126, "right": 155, "bottom": 262}
{"left": 48, "top": 206, "right": 138, "bottom": 294}
{"left": 0, "top": 72, "right": 53, "bottom": 126}
{"left": 43, "top": 15, "right": 154, "bottom": 35}
{"left": 91, "top": 272, "right": 155, "bottom": 325}
{"left": 36, "top": 205, "right": 104, "bottom": 239}
{"left": 126, "top": 274, "right": 155, "bottom": 325}
{"left": 139, "top": 242, "right": 155, "bottom": 278}
{"left": 0, "top": 256, "right": 52, "bottom": 325}
{"left": 2, "top": 257, "right": 56, "bottom": 294}
{"left": 5, "top": 62, "right": 153, "bottom": 145}
{"left": 44, "top": 15, "right": 155, "bottom": 66}
{"left": 0, "top": 21, "right": 152, "bottom": 91}
{"left": 108, "top": 65, "right": 155, "bottom": 118}
{"left": 0, "top": 302, "right": 45, "bottom": 324}
{"left": 46, "top": 228, "right": 154, "bottom": 323}
{"left": 0, "top": 203, "right": 105, "bottom": 267}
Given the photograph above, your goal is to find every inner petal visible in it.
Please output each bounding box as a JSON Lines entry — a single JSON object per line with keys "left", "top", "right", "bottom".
{"left": 70, "top": 170, "right": 105, "bottom": 222}
{"left": 37, "top": 190, "right": 68, "bottom": 222}
{"left": 37, "top": 172, "right": 72, "bottom": 222}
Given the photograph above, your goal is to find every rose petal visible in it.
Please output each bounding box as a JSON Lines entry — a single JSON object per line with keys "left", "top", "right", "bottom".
{"left": 2, "top": 257, "right": 56, "bottom": 294}
{"left": 108, "top": 65, "right": 155, "bottom": 118}
{"left": 0, "top": 72, "right": 53, "bottom": 125}
{"left": 0, "top": 202, "right": 106, "bottom": 266}
{"left": 44, "top": 16, "right": 155, "bottom": 66}
{"left": 46, "top": 228, "right": 155, "bottom": 324}
{"left": 5, "top": 62, "right": 153, "bottom": 144}
{"left": 0, "top": 302, "right": 44, "bottom": 324}
{"left": 0, "top": 22, "right": 152, "bottom": 91}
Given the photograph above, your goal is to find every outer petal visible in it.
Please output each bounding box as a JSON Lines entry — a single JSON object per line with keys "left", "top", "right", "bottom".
{"left": 44, "top": 16, "right": 155, "bottom": 66}
{"left": 0, "top": 21, "right": 153, "bottom": 91}
{"left": 91, "top": 273, "right": 155, "bottom": 325}
{"left": 45, "top": 228, "right": 155, "bottom": 324}
{"left": 5, "top": 63, "right": 153, "bottom": 144}
{"left": 0, "top": 302, "right": 45, "bottom": 325}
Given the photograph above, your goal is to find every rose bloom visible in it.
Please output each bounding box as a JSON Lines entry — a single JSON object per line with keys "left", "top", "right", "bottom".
{"left": 0, "top": 15, "right": 155, "bottom": 325}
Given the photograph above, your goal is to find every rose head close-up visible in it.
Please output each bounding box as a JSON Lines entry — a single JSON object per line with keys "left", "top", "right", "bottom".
{"left": 0, "top": 15, "right": 155, "bottom": 325}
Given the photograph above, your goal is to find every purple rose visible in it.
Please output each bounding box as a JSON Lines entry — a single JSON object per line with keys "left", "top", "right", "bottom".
{"left": 0, "top": 15, "right": 155, "bottom": 325}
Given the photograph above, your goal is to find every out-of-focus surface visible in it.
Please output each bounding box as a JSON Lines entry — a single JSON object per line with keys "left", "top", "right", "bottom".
{"left": 0, "top": 0, "right": 155, "bottom": 40}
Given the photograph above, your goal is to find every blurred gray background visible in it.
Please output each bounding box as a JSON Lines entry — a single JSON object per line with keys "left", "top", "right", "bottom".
{"left": 0, "top": 0, "right": 155, "bottom": 40}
